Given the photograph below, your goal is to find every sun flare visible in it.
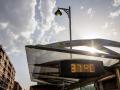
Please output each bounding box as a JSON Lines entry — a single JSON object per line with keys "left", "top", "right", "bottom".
{"left": 73, "top": 46, "right": 104, "bottom": 54}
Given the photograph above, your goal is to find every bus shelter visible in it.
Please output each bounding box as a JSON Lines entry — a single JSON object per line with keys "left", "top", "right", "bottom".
{"left": 26, "top": 39, "right": 120, "bottom": 90}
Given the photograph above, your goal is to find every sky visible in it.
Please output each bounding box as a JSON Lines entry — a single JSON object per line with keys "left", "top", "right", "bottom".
{"left": 0, "top": 0, "right": 120, "bottom": 90}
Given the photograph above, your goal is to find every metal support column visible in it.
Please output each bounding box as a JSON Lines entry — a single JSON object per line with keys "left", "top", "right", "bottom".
{"left": 116, "top": 68, "right": 120, "bottom": 90}
{"left": 94, "top": 82, "right": 100, "bottom": 90}
{"left": 99, "top": 82, "right": 103, "bottom": 90}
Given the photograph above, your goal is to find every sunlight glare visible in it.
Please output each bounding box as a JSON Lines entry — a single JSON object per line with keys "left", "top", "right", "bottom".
{"left": 73, "top": 46, "right": 104, "bottom": 54}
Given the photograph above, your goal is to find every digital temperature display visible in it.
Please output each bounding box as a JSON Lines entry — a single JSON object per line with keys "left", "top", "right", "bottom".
{"left": 71, "top": 64, "right": 95, "bottom": 73}
{"left": 60, "top": 60, "right": 104, "bottom": 78}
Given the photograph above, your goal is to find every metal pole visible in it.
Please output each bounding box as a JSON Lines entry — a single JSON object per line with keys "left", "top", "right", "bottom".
{"left": 99, "top": 82, "right": 103, "bottom": 90}
{"left": 68, "top": 6, "right": 72, "bottom": 59}
{"left": 57, "top": 6, "right": 72, "bottom": 59}
{"left": 94, "top": 82, "right": 100, "bottom": 90}
{"left": 116, "top": 68, "right": 120, "bottom": 90}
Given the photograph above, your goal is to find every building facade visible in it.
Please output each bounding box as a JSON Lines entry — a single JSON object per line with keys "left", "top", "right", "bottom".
{"left": 13, "top": 81, "right": 22, "bottom": 90}
{"left": 0, "top": 45, "right": 15, "bottom": 90}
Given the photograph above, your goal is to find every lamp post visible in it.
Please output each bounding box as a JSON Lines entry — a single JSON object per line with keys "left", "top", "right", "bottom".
{"left": 55, "top": 6, "right": 72, "bottom": 59}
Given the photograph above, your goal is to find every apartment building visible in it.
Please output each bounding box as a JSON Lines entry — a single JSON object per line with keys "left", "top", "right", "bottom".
{"left": 13, "top": 81, "right": 22, "bottom": 90}
{"left": 0, "top": 45, "right": 15, "bottom": 90}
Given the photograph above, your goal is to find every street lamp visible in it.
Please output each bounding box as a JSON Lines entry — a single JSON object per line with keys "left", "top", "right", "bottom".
{"left": 55, "top": 6, "right": 72, "bottom": 59}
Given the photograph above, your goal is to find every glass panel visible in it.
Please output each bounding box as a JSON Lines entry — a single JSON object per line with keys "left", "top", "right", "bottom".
{"left": 80, "top": 84, "right": 95, "bottom": 90}
{"left": 26, "top": 47, "right": 118, "bottom": 66}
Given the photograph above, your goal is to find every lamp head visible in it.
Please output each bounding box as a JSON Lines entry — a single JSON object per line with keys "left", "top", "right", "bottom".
{"left": 55, "top": 9, "right": 62, "bottom": 16}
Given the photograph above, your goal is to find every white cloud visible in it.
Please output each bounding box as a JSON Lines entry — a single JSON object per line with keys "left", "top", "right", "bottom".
{"left": 87, "top": 8, "right": 95, "bottom": 17}
{"left": 80, "top": 6, "right": 84, "bottom": 10}
{"left": 0, "top": 0, "right": 36, "bottom": 53}
{"left": 113, "top": 0, "right": 120, "bottom": 7}
{"left": 52, "top": 22, "right": 65, "bottom": 33}
{"left": 110, "top": 0, "right": 120, "bottom": 18}
{"left": 109, "top": 9, "right": 120, "bottom": 18}
{"left": 39, "top": 0, "right": 56, "bottom": 31}
{"left": 33, "top": 0, "right": 65, "bottom": 44}
{"left": 102, "top": 22, "right": 109, "bottom": 29}
{"left": 10, "top": 48, "right": 21, "bottom": 54}
{"left": 0, "top": 22, "right": 8, "bottom": 29}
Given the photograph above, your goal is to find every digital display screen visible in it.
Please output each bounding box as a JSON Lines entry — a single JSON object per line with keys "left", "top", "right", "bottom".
{"left": 60, "top": 60, "right": 104, "bottom": 78}
{"left": 71, "top": 64, "right": 95, "bottom": 73}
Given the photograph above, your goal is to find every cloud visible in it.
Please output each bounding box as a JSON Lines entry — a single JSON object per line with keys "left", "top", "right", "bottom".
{"left": 0, "top": 0, "right": 36, "bottom": 54}
{"left": 87, "top": 8, "right": 95, "bottom": 17}
{"left": 113, "top": 0, "right": 120, "bottom": 7}
{"left": 32, "top": 0, "right": 65, "bottom": 44}
{"left": 109, "top": 0, "right": 120, "bottom": 18}
{"left": 102, "top": 22, "right": 109, "bottom": 29}
{"left": 52, "top": 22, "right": 65, "bottom": 33}
{"left": 0, "top": 22, "right": 8, "bottom": 29}
{"left": 39, "top": 0, "right": 56, "bottom": 31}
{"left": 109, "top": 9, "right": 120, "bottom": 18}
{"left": 38, "top": 22, "right": 65, "bottom": 44}
{"left": 80, "top": 6, "right": 84, "bottom": 10}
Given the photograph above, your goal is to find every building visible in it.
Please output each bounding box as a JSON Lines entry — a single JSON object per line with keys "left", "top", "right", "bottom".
{"left": 0, "top": 45, "right": 15, "bottom": 90}
{"left": 13, "top": 81, "right": 22, "bottom": 90}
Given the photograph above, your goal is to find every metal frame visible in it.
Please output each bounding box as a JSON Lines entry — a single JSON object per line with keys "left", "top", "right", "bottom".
{"left": 26, "top": 39, "right": 120, "bottom": 60}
